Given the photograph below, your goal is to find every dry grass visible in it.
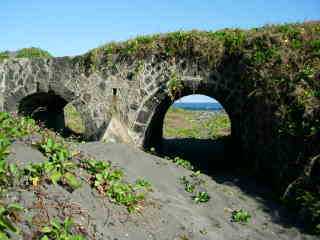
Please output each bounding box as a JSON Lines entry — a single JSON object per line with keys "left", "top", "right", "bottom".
{"left": 163, "top": 107, "right": 231, "bottom": 139}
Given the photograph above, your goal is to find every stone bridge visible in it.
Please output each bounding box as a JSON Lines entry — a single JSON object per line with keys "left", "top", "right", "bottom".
{"left": 0, "top": 23, "right": 319, "bottom": 189}
{"left": 0, "top": 57, "right": 244, "bottom": 148}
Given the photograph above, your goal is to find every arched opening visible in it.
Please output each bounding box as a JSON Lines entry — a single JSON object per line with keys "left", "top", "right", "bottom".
{"left": 143, "top": 94, "right": 234, "bottom": 173}
{"left": 18, "top": 91, "right": 85, "bottom": 139}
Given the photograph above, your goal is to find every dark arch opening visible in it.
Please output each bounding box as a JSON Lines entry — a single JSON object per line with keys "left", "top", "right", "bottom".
{"left": 143, "top": 94, "right": 237, "bottom": 173}
{"left": 18, "top": 91, "right": 85, "bottom": 139}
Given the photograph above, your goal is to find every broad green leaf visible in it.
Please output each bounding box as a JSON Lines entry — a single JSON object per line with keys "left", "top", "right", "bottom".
{"left": 40, "top": 226, "right": 52, "bottom": 233}
{"left": 72, "top": 236, "right": 86, "bottom": 240}
{"left": 0, "top": 206, "right": 6, "bottom": 215}
{"left": 44, "top": 162, "right": 55, "bottom": 173}
{"left": 0, "top": 231, "right": 9, "bottom": 240}
{"left": 7, "top": 203, "right": 23, "bottom": 212}
{"left": 50, "top": 218, "right": 61, "bottom": 230}
{"left": 64, "top": 172, "right": 81, "bottom": 189}
{"left": 58, "top": 151, "right": 66, "bottom": 161}
{"left": 0, "top": 215, "right": 17, "bottom": 232}
{"left": 63, "top": 217, "right": 73, "bottom": 230}
{"left": 9, "top": 164, "right": 18, "bottom": 176}
{"left": 50, "top": 170, "right": 62, "bottom": 184}
{"left": 47, "top": 138, "right": 53, "bottom": 149}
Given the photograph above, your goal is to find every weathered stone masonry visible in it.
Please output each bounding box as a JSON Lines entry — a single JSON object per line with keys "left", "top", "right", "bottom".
{"left": 0, "top": 56, "right": 245, "bottom": 147}
{"left": 0, "top": 58, "right": 114, "bottom": 139}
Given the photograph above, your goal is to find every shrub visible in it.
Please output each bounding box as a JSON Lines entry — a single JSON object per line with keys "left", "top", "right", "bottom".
{"left": 39, "top": 217, "right": 86, "bottom": 240}
{"left": 15, "top": 47, "right": 52, "bottom": 59}
{"left": 80, "top": 158, "right": 152, "bottom": 212}
{"left": 0, "top": 51, "right": 10, "bottom": 61}
{"left": 231, "top": 209, "right": 251, "bottom": 224}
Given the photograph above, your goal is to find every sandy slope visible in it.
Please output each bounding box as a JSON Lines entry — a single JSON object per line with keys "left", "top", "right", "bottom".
{"left": 4, "top": 141, "right": 317, "bottom": 240}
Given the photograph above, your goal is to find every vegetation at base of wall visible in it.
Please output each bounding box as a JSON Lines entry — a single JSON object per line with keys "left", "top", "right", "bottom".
{"left": 0, "top": 111, "right": 152, "bottom": 209}
{"left": 0, "top": 112, "right": 39, "bottom": 192}
{"left": 0, "top": 112, "right": 153, "bottom": 237}
{"left": 0, "top": 112, "right": 40, "bottom": 238}
{"left": 295, "top": 190, "right": 320, "bottom": 234}
{"left": 170, "top": 156, "right": 194, "bottom": 171}
{"left": 24, "top": 137, "right": 82, "bottom": 190}
{"left": 281, "top": 155, "right": 320, "bottom": 235}
{"left": 0, "top": 112, "right": 40, "bottom": 139}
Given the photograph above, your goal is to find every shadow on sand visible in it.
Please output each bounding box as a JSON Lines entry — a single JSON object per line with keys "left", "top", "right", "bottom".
{"left": 154, "top": 136, "right": 314, "bottom": 235}
{"left": 157, "top": 136, "right": 233, "bottom": 173}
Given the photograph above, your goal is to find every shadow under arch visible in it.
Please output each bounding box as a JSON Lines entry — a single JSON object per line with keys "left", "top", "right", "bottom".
{"left": 18, "top": 91, "right": 85, "bottom": 139}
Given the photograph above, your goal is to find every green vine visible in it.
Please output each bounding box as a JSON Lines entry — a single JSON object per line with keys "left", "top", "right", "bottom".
{"left": 167, "top": 72, "right": 183, "bottom": 100}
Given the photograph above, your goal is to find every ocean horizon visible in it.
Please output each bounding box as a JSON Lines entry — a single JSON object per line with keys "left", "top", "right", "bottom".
{"left": 172, "top": 102, "right": 223, "bottom": 111}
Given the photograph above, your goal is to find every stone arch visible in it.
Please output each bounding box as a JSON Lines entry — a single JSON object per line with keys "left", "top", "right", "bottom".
{"left": 15, "top": 90, "right": 97, "bottom": 140}
{"left": 133, "top": 74, "right": 245, "bottom": 156}
{"left": 18, "top": 91, "right": 68, "bottom": 133}
{"left": 0, "top": 58, "right": 105, "bottom": 140}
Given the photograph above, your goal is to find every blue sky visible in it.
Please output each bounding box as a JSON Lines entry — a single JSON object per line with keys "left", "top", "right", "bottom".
{"left": 177, "top": 95, "right": 218, "bottom": 103}
{"left": 1, "top": 0, "right": 319, "bottom": 57}
{"left": 1, "top": 1, "right": 319, "bottom": 103}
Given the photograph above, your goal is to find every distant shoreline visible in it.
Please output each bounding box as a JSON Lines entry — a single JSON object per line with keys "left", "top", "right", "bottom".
{"left": 172, "top": 102, "right": 223, "bottom": 111}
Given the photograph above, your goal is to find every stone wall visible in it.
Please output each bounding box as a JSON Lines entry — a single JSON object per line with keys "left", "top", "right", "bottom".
{"left": 0, "top": 57, "right": 114, "bottom": 139}
{"left": 0, "top": 22, "right": 319, "bottom": 193}
{"left": 0, "top": 54, "right": 246, "bottom": 151}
